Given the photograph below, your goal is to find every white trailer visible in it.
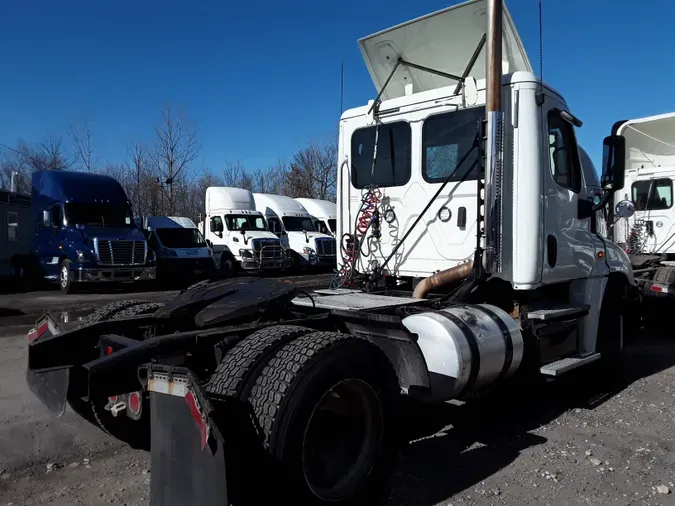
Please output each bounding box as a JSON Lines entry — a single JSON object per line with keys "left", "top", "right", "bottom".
{"left": 253, "top": 193, "right": 337, "bottom": 269}
{"left": 293, "top": 198, "right": 337, "bottom": 237}
{"left": 202, "top": 187, "right": 290, "bottom": 275}
{"left": 606, "top": 112, "right": 675, "bottom": 301}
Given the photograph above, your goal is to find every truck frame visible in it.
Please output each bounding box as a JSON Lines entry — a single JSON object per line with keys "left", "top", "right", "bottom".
{"left": 25, "top": 1, "right": 637, "bottom": 505}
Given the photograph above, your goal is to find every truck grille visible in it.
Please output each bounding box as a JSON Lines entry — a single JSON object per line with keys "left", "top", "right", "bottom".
{"left": 252, "top": 238, "right": 283, "bottom": 259}
{"left": 315, "top": 237, "right": 336, "bottom": 257}
{"left": 96, "top": 240, "right": 146, "bottom": 265}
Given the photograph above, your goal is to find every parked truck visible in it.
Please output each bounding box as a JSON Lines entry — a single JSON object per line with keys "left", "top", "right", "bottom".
{"left": 25, "top": 1, "right": 637, "bottom": 505}
{"left": 254, "top": 193, "right": 337, "bottom": 269}
{"left": 135, "top": 215, "right": 216, "bottom": 286}
{"left": 202, "top": 186, "right": 290, "bottom": 275}
{"left": 294, "top": 197, "right": 337, "bottom": 237}
{"left": 605, "top": 112, "right": 675, "bottom": 305}
{"left": 22, "top": 170, "right": 156, "bottom": 293}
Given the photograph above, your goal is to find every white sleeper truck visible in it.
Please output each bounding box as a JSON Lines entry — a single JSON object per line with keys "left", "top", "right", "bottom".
{"left": 203, "top": 187, "right": 289, "bottom": 275}
{"left": 294, "top": 197, "right": 337, "bottom": 237}
{"left": 25, "top": 2, "right": 639, "bottom": 505}
{"left": 253, "top": 193, "right": 337, "bottom": 269}
{"left": 606, "top": 112, "right": 675, "bottom": 303}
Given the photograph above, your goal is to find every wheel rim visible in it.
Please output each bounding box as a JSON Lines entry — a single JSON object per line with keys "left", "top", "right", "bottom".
{"left": 60, "top": 266, "right": 68, "bottom": 288}
{"left": 301, "top": 378, "right": 383, "bottom": 501}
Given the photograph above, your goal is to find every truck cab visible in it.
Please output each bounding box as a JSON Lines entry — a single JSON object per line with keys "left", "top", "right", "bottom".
{"left": 253, "top": 193, "right": 337, "bottom": 269}
{"left": 31, "top": 170, "right": 156, "bottom": 293}
{"left": 337, "top": 4, "right": 631, "bottom": 291}
{"left": 135, "top": 216, "right": 215, "bottom": 286}
{"left": 203, "top": 187, "right": 290, "bottom": 275}
{"left": 608, "top": 113, "right": 675, "bottom": 255}
{"left": 294, "top": 198, "right": 337, "bottom": 237}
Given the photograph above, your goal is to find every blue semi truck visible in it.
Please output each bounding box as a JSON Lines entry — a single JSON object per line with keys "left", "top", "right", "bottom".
{"left": 29, "top": 170, "right": 156, "bottom": 293}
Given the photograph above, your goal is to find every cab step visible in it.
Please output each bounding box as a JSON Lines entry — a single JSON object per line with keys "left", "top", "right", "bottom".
{"left": 527, "top": 303, "right": 590, "bottom": 321}
{"left": 540, "top": 352, "right": 601, "bottom": 376}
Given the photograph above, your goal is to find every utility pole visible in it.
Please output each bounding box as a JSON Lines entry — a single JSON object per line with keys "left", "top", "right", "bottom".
{"left": 485, "top": 0, "right": 504, "bottom": 274}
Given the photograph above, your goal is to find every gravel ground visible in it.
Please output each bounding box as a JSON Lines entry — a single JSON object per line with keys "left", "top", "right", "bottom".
{"left": 0, "top": 293, "right": 673, "bottom": 505}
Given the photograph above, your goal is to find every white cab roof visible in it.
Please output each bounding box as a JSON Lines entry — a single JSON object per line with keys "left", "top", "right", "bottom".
{"left": 294, "top": 198, "right": 337, "bottom": 219}
{"left": 144, "top": 216, "right": 197, "bottom": 229}
{"left": 359, "top": 0, "right": 531, "bottom": 101}
{"left": 253, "top": 193, "right": 311, "bottom": 218}
{"left": 206, "top": 187, "right": 258, "bottom": 213}
{"left": 616, "top": 112, "right": 675, "bottom": 170}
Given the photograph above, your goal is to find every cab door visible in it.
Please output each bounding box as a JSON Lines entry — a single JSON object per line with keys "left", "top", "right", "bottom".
{"left": 540, "top": 100, "right": 595, "bottom": 284}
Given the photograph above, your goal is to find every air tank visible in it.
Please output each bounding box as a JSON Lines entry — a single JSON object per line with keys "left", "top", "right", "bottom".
{"left": 401, "top": 303, "right": 524, "bottom": 402}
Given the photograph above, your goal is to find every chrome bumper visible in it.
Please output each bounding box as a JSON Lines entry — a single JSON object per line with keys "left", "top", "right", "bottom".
{"left": 74, "top": 266, "right": 157, "bottom": 282}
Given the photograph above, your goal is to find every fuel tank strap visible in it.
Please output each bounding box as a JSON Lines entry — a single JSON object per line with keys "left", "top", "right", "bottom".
{"left": 460, "top": 304, "right": 514, "bottom": 381}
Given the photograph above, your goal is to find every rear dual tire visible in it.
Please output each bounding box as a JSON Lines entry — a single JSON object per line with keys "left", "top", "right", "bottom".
{"left": 207, "top": 329, "right": 401, "bottom": 505}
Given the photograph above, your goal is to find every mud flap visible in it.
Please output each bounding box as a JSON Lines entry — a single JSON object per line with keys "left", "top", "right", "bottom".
{"left": 26, "top": 315, "right": 70, "bottom": 416}
{"left": 140, "top": 365, "right": 228, "bottom": 506}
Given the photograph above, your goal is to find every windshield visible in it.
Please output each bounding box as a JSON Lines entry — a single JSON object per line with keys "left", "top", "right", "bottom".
{"left": 155, "top": 228, "right": 206, "bottom": 248}
{"left": 328, "top": 219, "right": 336, "bottom": 233}
{"left": 282, "top": 216, "right": 316, "bottom": 232}
{"left": 64, "top": 203, "right": 133, "bottom": 228}
{"left": 225, "top": 214, "right": 267, "bottom": 231}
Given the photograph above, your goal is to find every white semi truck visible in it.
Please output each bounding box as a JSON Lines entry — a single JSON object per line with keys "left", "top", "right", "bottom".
{"left": 26, "top": 1, "right": 638, "bottom": 505}
{"left": 202, "top": 187, "right": 290, "bottom": 275}
{"left": 253, "top": 193, "right": 337, "bottom": 269}
{"left": 293, "top": 198, "right": 337, "bottom": 237}
{"left": 606, "top": 112, "right": 675, "bottom": 302}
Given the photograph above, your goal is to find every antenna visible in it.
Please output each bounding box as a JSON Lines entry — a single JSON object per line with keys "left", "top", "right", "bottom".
{"left": 538, "top": 0, "right": 544, "bottom": 82}
{"left": 340, "top": 60, "right": 344, "bottom": 114}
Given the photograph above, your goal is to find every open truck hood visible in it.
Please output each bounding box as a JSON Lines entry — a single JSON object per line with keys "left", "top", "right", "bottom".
{"left": 358, "top": 0, "right": 532, "bottom": 101}
{"left": 616, "top": 112, "right": 675, "bottom": 171}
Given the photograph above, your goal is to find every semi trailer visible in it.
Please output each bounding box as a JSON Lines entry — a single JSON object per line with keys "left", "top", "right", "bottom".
{"left": 26, "top": 1, "right": 637, "bottom": 505}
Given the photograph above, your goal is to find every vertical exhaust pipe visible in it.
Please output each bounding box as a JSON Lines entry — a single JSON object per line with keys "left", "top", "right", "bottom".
{"left": 485, "top": 0, "right": 504, "bottom": 274}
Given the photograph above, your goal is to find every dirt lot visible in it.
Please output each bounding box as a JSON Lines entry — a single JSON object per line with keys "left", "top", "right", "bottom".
{"left": 0, "top": 286, "right": 673, "bottom": 506}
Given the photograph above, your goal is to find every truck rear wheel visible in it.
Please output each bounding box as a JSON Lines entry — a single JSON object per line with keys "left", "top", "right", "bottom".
{"left": 249, "top": 331, "right": 400, "bottom": 505}
{"left": 85, "top": 301, "right": 161, "bottom": 450}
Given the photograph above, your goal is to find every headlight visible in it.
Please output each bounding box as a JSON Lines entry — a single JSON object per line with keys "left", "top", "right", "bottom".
{"left": 76, "top": 250, "right": 93, "bottom": 262}
{"left": 147, "top": 249, "right": 156, "bottom": 262}
{"left": 303, "top": 247, "right": 315, "bottom": 255}
{"left": 239, "top": 249, "right": 254, "bottom": 258}
{"left": 162, "top": 247, "right": 178, "bottom": 257}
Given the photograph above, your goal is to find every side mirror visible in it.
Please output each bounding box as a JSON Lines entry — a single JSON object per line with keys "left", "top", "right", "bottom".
{"left": 216, "top": 222, "right": 224, "bottom": 233}
{"left": 42, "top": 210, "right": 51, "bottom": 227}
{"left": 615, "top": 199, "right": 636, "bottom": 218}
{"left": 601, "top": 135, "right": 626, "bottom": 192}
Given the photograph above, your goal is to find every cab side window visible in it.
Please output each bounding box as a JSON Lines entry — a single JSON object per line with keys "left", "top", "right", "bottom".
{"left": 267, "top": 217, "right": 282, "bottom": 235}
{"left": 547, "top": 111, "right": 582, "bottom": 193}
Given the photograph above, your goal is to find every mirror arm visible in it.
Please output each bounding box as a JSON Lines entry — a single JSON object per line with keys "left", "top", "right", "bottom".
{"left": 592, "top": 190, "right": 614, "bottom": 212}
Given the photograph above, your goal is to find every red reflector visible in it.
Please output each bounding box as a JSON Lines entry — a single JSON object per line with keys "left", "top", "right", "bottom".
{"left": 651, "top": 285, "right": 664, "bottom": 293}
{"left": 128, "top": 392, "right": 141, "bottom": 415}
{"left": 109, "top": 395, "right": 118, "bottom": 403}
{"left": 106, "top": 346, "right": 114, "bottom": 355}
{"left": 28, "top": 321, "right": 49, "bottom": 343}
{"left": 185, "top": 390, "right": 208, "bottom": 450}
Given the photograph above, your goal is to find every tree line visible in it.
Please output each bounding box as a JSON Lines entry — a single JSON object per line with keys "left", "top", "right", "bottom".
{"left": 0, "top": 104, "right": 338, "bottom": 222}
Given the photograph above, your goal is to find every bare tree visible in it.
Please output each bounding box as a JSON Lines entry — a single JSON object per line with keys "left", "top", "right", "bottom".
{"left": 69, "top": 117, "right": 97, "bottom": 172}
{"left": 285, "top": 141, "right": 337, "bottom": 200}
{"left": 152, "top": 104, "right": 200, "bottom": 214}
{"left": 253, "top": 159, "right": 286, "bottom": 194}
{"left": 126, "top": 140, "right": 149, "bottom": 214}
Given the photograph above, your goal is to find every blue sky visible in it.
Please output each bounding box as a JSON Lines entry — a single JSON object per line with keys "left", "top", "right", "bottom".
{"left": 1, "top": 0, "right": 674, "bottom": 174}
